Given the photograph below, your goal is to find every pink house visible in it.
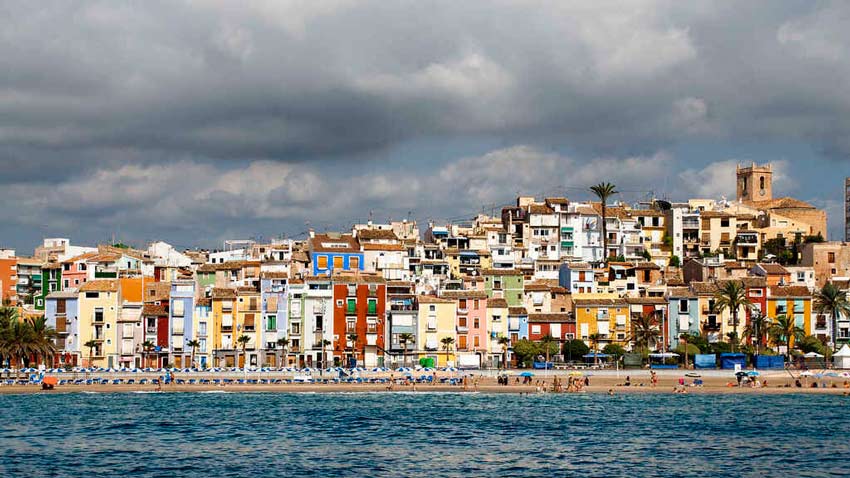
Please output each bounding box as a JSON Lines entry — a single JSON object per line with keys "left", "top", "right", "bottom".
{"left": 442, "top": 290, "right": 488, "bottom": 366}
{"left": 60, "top": 252, "right": 96, "bottom": 290}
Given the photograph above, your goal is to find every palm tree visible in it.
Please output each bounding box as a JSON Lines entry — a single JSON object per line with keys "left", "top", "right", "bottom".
{"left": 440, "top": 336, "right": 455, "bottom": 367}
{"left": 277, "top": 338, "right": 290, "bottom": 366}
{"left": 84, "top": 339, "right": 98, "bottom": 369}
{"left": 398, "top": 332, "right": 415, "bottom": 367}
{"left": 347, "top": 333, "right": 359, "bottom": 367}
{"left": 769, "top": 314, "right": 804, "bottom": 360}
{"left": 186, "top": 339, "right": 200, "bottom": 368}
{"left": 590, "top": 182, "right": 618, "bottom": 262}
{"left": 539, "top": 334, "right": 556, "bottom": 368}
{"left": 630, "top": 313, "right": 661, "bottom": 353}
{"left": 497, "top": 335, "right": 510, "bottom": 369}
{"left": 743, "top": 311, "right": 771, "bottom": 356}
{"left": 588, "top": 333, "right": 602, "bottom": 365}
{"left": 236, "top": 335, "right": 251, "bottom": 368}
{"left": 141, "top": 340, "right": 155, "bottom": 368}
{"left": 320, "top": 339, "right": 332, "bottom": 369}
{"left": 712, "top": 280, "right": 752, "bottom": 352}
{"left": 814, "top": 282, "right": 850, "bottom": 366}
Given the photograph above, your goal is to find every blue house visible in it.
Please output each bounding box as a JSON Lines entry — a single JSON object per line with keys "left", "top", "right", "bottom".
{"left": 666, "top": 286, "right": 699, "bottom": 349}
{"left": 45, "top": 290, "right": 79, "bottom": 366}
{"left": 308, "top": 233, "right": 365, "bottom": 276}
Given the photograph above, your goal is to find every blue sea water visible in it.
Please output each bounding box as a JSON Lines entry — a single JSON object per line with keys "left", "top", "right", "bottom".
{"left": 1, "top": 391, "right": 848, "bottom": 477}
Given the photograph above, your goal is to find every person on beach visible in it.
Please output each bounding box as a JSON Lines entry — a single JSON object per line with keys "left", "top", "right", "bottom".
{"left": 650, "top": 371, "right": 658, "bottom": 388}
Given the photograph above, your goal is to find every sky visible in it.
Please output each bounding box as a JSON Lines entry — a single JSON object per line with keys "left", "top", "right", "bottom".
{"left": 2, "top": 0, "right": 849, "bottom": 252}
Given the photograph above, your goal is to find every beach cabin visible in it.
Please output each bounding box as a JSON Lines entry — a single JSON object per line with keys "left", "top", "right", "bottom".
{"left": 719, "top": 353, "right": 746, "bottom": 370}
{"left": 834, "top": 345, "right": 850, "bottom": 369}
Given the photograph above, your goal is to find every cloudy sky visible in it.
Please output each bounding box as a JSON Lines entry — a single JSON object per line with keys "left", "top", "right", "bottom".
{"left": 2, "top": 0, "right": 849, "bottom": 252}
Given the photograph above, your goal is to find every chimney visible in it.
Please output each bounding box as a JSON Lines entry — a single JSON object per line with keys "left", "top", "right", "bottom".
{"left": 308, "top": 229, "right": 315, "bottom": 238}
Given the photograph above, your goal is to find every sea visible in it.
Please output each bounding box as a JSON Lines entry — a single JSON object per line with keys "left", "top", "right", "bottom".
{"left": 1, "top": 391, "right": 848, "bottom": 477}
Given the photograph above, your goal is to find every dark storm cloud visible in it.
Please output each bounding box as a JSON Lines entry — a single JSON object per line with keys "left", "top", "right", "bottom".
{"left": 1, "top": 1, "right": 849, "bottom": 249}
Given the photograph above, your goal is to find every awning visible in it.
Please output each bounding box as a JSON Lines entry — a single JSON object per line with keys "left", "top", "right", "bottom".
{"left": 649, "top": 353, "right": 680, "bottom": 358}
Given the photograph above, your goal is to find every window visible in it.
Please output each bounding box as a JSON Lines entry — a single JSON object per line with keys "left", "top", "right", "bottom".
{"left": 346, "top": 320, "right": 356, "bottom": 333}
{"left": 86, "top": 292, "right": 99, "bottom": 299}
{"left": 350, "top": 256, "right": 360, "bottom": 269}
{"left": 721, "top": 218, "right": 730, "bottom": 227}
{"left": 346, "top": 298, "right": 356, "bottom": 314}
{"left": 750, "top": 289, "right": 763, "bottom": 297}
{"left": 315, "top": 315, "right": 323, "bottom": 330}
{"left": 493, "top": 279, "right": 502, "bottom": 290}
{"left": 759, "top": 176, "right": 765, "bottom": 190}
{"left": 678, "top": 299, "right": 689, "bottom": 313}
{"left": 198, "top": 322, "right": 207, "bottom": 336}
{"left": 266, "top": 315, "right": 276, "bottom": 330}
{"left": 828, "top": 252, "right": 836, "bottom": 263}
{"left": 473, "top": 317, "right": 480, "bottom": 328}
{"left": 473, "top": 336, "right": 480, "bottom": 348}
{"left": 367, "top": 298, "right": 377, "bottom": 314}
{"left": 63, "top": 263, "right": 70, "bottom": 271}
{"left": 531, "top": 325, "right": 541, "bottom": 334}
{"left": 458, "top": 335, "right": 467, "bottom": 349}
{"left": 172, "top": 300, "right": 185, "bottom": 317}
{"left": 429, "top": 305, "right": 436, "bottom": 312}
{"left": 459, "top": 299, "right": 467, "bottom": 309}
{"left": 458, "top": 316, "right": 467, "bottom": 328}
{"left": 333, "top": 256, "right": 344, "bottom": 270}
{"left": 74, "top": 279, "right": 80, "bottom": 285}
{"left": 291, "top": 322, "right": 300, "bottom": 334}
{"left": 199, "top": 338, "right": 206, "bottom": 352}
{"left": 94, "top": 308, "right": 104, "bottom": 322}
{"left": 317, "top": 256, "right": 328, "bottom": 269}
{"left": 64, "top": 280, "right": 70, "bottom": 288}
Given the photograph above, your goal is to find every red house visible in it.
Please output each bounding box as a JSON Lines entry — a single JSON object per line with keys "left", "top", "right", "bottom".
{"left": 332, "top": 274, "right": 386, "bottom": 367}
{"left": 528, "top": 313, "right": 576, "bottom": 342}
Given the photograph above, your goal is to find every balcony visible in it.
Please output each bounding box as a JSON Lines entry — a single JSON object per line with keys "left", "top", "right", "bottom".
{"left": 703, "top": 322, "right": 721, "bottom": 331}
{"left": 366, "top": 324, "right": 378, "bottom": 334}
{"left": 221, "top": 326, "right": 233, "bottom": 333}
{"left": 736, "top": 233, "right": 758, "bottom": 245}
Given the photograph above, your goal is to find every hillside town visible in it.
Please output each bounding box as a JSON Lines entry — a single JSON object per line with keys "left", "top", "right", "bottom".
{"left": 1, "top": 163, "right": 849, "bottom": 370}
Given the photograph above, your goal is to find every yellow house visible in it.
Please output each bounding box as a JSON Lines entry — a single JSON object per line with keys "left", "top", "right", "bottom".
{"left": 690, "top": 282, "right": 738, "bottom": 343}
{"left": 211, "top": 287, "right": 236, "bottom": 367}
{"left": 235, "top": 287, "right": 262, "bottom": 367}
{"left": 417, "top": 295, "right": 457, "bottom": 366}
{"left": 443, "top": 249, "right": 492, "bottom": 279}
{"left": 766, "top": 286, "right": 813, "bottom": 345}
{"left": 77, "top": 280, "right": 121, "bottom": 368}
{"left": 573, "top": 294, "right": 629, "bottom": 351}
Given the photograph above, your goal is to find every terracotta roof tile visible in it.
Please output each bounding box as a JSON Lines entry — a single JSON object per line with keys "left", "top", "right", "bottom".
{"left": 79, "top": 280, "right": 119, "bottom": 292}
{"left": 480, "top": 268, "right": 523, "bottom": 276}
{"left": 211, "top": 288, "right": 237, "bottom": 299}
{"left": 528, "top": 313, "right": 573, "bottom": 323}
{"left": 356, "top": 229, "right": 399, "bottom": 241}
{"left": 487, "top": 298, "right": 509, "bottom": 308}
{"left": 770, "top": 286, "right": 811, "bottom": 298}
{"left": 573, "top": 298, "right": 628, "bottom": 306}
{"left": 142, "top": 304, "right": 168, "bottom": 316}
{"left": 440, "top": 290, "right": 488, "bottom": 300}
{"left": 508, "top": 306, "right": 528, "bottom": 315}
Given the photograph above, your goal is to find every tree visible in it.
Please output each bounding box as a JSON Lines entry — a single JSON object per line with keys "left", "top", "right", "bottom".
{"left": 769, "top": 314, "right": 804, "bottom": 358}
{"left": 398, "top": 332, "right": 415, "bottom": 367}
{"left": 440, "top": 336, "right": 455, "bottom": 367}
{"left": 712, "top": 281, "right": 752, "bottom": 352}
{"left": 562, "top": 339, "right": 589, "bottom": 362}
{"left": 497, "top": 335, "right": 510, "bottom": 369}
{"left": 797, "top": 335, "right": 828, "bottom": 356}
{"left": 813, "top": 282, "right": 850, "bottom": 365}
{"left": 588, "top": 333, "right": 602, "bottom": 365}
{"left": 743, "top": 311, "right": 771, "bottom": 356}
{"left": 236, "top": 335, "right": 251, "bottom": 368}
{"left": 630, "top": 313, "right": 661, "bottom": 352}
{"left": 276, "top": 338, "right": 289, "bottom": 367}
{"left": 669, "top": 255, "right": 681, "bottom": 268}
{"left": 347, "top": 333, "right": 359, "bottom": 367}
{"left": 320, "top": 339, "right": 332, "bottom": 369}
{"left": 538, "top": 334, "right": 558, "bottom": 366}
{"left": 186, "top": 339, "right": 200, "bottom": 368}
{"left": 511, "top": 339, "right": 538, "bottom": 368}
{"left": 141, "top": 340, "right": 154, "bottom": 368}
{"left": 641, "top": 249, "right": 652, "bottom": 261}
{"left": 84, "top": 339, "right": 98, "bottom": 369}
{"left": 602, "top": 343, "right": 626, "bottom": 358}
{"left": 590, "top": 182, "right": 618, "bottom": 262}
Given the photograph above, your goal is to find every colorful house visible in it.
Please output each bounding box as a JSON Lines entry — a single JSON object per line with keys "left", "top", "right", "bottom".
{"left": 441, "top": 290, "right": 488, "bottom": 368}
{"left": 169, "top": 280, "right": 195, "bottom": 367}
{"left": 259, "top": 271, "right": 289, "bottom": 367}
{"left": 193, "top": 297, "right": 212, "bottom": 368}
{"left": 331, "top": 274, "right": 386, "bottom": 367}
{"left": 45, "top": 290, "right": 79, "bottom": 366}
{"left": 486, "top": 298, "right": 510, "bottom": 367}
{"left": 665, "top": 286, "right": 699, "bottom": 348}
{"left": 558, "top": 262, "right": 595, "bottom": 294}
{"left": 767, "top": 285, "right": 813, "bottom": 343}
{"left": 416, "top": 295, "right": 457, "bottom": 366}
{"left": 211, "top": 288, "right": 237, "bottom": 367}
{"left": 308, "top": 233, "right": 364, "bottom": 276}
{"left": 573, "top": 296, "right": 629, "bottom": 350}
{"left": 482, "top": 269, "right": 524, "bottom": 306}
{"left": 77, "top": 280, "right": 121, "bottom": 367}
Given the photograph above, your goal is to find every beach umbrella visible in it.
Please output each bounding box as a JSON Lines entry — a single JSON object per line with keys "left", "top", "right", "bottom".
{"left": 519, "top": 371, "right": 535, "bottom": 377}
{"left": 799, "top": 371, "right": 815, "bottom": 376}
{"left": 685, "top": 372, "right": 701, "bottom": 378}
{"left": 824, "top": 372, "right": 840, "bottom": 378}
{"left": 441, "top": 367, "right": 458, "bottom": 372}
{"left": 746, "top": 371, "right": 760, "bottom": 377}
{"left": 568, "top": 371, "right": 584, "bottom": 376}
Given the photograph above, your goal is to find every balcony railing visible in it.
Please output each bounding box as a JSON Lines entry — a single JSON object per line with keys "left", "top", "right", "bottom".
{"left": 366, "top": 325, "right": 378, "bottom": 334}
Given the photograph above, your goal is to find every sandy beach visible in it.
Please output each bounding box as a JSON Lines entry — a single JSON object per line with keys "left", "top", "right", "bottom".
{"left": 3, "top": 372, "right": 849, "bottom": 395}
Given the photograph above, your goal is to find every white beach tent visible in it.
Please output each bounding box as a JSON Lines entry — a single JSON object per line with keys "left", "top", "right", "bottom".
{"left": 833, "top": 344, "right": 850, "bottom": 369}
